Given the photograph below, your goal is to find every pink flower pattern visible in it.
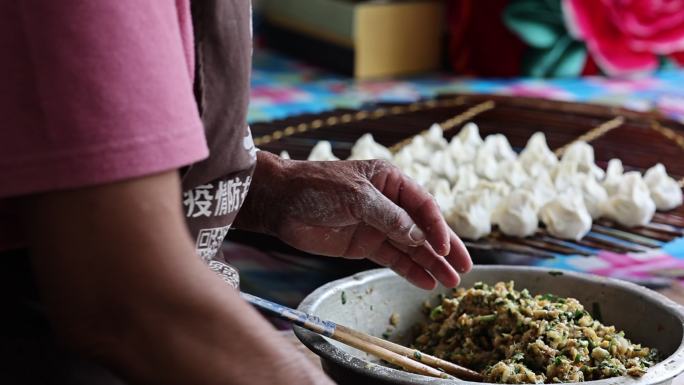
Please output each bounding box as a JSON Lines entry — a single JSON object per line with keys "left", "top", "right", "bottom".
{"left": 564, "top": 0, "right": 684, "bottom": 76}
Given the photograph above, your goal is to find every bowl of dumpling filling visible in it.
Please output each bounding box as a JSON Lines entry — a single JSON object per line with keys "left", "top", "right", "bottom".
{"left": 294, "top": 266, "right": 684, "bottom": 385}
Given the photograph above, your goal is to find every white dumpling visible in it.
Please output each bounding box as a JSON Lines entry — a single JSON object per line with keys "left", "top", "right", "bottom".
{"left": 492, "top": 190, "right": 539, "bottom": 237}
{"left": 447, "top": 136, "right": 477, "bottom": 164}
{"left": 427, "top": 178, "right": 454, "bottom": 214}
{"left": 452, "top": 165, "right": 480, "bottom": 193}
{"left": 446, "top": 192, "right": 492, "bottom": 240}
{"left": 475, "top": 147, "right": 501, "bottom": 180}
{"left": 540, "top": 193, "right": 592, "bottom": 240}
{"left": 560, "top": 141, "right": 604, "bottom": 180}
{"left": 348, "top": 133, "right": 392, "bottom": 160}
{"left": 644, "top": 163, "right": 683, "bottom": 211}
{"left": 575, "top": 174, "right": 609, "bottom": 220}
{"left": 392, "top": 148, "right": 414, "bottom": 171}
{"left": 473, "top": 180, "right": 511, "bottom": 212}
{"left": 497, "top": 160, "right": 529, "bottom": 188}
{"left": 423, "top": 123, "right": 448, "bottom": 149}
{"left": 521, "top": 171, "right": 557, "bottom": 210}
{"left": 482, "top": 134, "right": 517, "bottom": 162}
{"left": 404, "top": 135, "right": 432, "bottom": 164}
{"left": 308, "top": 141, "right": 339, "bottom": 161}
{"left": 526, "top": 161, "right": 551, "bottom": 179}
{"left": 456, "top": 122, "right": 484, "bottom": 149}
{"left": 429, "top": 150, "right": 459, "bottom": 182}
{"left": 603, "top": 158, "right": 624, "bottom": 196}
{"left": 404, "top": 163, "right": 433, "bottom": 187}
{"left": 553, "top": 161, "right": 581, "bottom": 192}
{"left": 519, "top": 132, "right": 558, "bottom": 173}
{"left": 552, "top": 162, "right": 607, "bottom": 218}
{"left": 280, "top": 151, "right": 291, "bottom": 160}
{"left": 603, "top": 171, "right": 656, "bottom": 227}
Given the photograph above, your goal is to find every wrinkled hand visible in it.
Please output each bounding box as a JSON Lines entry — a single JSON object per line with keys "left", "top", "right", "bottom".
{"left": 237, "top": 152, "right": 472, "bottom": 290}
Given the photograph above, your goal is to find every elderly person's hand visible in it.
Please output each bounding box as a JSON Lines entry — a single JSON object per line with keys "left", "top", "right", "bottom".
{"left": 236, "top": 151, "right": 472, "bottom": 290}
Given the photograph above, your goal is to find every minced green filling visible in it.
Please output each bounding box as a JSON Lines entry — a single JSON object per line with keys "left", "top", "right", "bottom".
{"left": 412, "top": 281, "right": 658, "bottom": 383}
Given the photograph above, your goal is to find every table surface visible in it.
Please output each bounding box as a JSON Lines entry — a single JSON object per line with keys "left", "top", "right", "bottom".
{"left": 281, "top": 284, "right": 684, "bottom": 384}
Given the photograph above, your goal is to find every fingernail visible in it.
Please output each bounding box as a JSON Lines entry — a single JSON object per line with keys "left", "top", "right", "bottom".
{"left": 409, "top": 225, "right": 426, "bottom": 244}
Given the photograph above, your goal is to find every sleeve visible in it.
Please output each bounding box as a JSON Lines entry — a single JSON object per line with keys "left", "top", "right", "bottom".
{"left": 0, "top": 0, "right": 208, "bottom": 198}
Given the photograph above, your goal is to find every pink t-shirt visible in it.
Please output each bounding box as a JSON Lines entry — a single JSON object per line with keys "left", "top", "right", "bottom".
{"left": 0, "top": 1, "right": 209, "bottom": 250}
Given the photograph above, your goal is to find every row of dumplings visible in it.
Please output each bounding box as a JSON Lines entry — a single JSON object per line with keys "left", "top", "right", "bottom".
{"left": 285, "top": 123, "right": 683, "bottom": 241}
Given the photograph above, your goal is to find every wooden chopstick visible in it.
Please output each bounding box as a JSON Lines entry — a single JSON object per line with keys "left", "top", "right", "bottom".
{"left": 335, "top": 324, "right": 483, "bottom": 381}
{"left": 332, "top": 327, "right": 453, "bottom": 379}
{"left": 241, "top": 292, "right": 483, "bottom": 381}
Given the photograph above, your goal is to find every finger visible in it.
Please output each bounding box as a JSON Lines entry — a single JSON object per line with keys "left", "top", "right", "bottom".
{"left": 388, "top": 239, "right": 409, "bottom": 253}
{"left": 370, "top": 241, "right": 437, "bottom": 290}
{"left": 359, "top": 187, "right": 427, "bottom": 249}
{"left": 407, "top": 244, "right": 460, "bottom": 288}
{"left": 445, "top": 231, "right": 473, "bottom": 274}
{"left": 372, "top": 167, "right": 451, "bottom": 256}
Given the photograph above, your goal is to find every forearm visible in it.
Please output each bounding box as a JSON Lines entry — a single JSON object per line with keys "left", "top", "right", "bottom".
{"left": 107, "top": 265, "right": 327, "bottom": 385}
{"left": 19, "top": 171, "right": 331, "bottom": 385}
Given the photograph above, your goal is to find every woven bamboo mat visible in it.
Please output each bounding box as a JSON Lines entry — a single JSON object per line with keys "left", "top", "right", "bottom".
{"left": 239, "top": 94, "right": 684, "bottom": 277}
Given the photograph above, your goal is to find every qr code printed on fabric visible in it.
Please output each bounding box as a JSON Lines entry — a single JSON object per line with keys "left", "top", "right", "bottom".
{"left": 196, "top": 226, "right": 230, "bottom": 261}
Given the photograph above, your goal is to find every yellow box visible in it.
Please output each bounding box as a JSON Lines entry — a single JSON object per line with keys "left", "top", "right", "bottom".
{"left": 260, "top": 0, "right": 444, "bottom": 79}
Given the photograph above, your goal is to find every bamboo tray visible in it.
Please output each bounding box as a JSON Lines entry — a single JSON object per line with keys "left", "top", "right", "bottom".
{"left": 240, "top": 94, "right": 684, "bottom": 267}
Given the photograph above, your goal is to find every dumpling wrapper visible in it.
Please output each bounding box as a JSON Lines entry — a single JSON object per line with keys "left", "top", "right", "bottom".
{"left": 644, "top": 163, "right": 683, "bottom": 211}
{"left": 308, "top": 141, "right": 339, "bottom": 161}
{"left": 347, "top": 133, "right": 392, "bottom": 161}
{"left": 575, "top": 173, "right": 608, "bottom": 220}
{"left": 403, "top": 135, "right": 432, "bottom": 164}
{"left": 393, "top": 147, "right": 414, "bottom": 171}
{"left": 560, "top": 141, "right": 605, "bottom": 180}
{"left": 553, "top": 161, "right": 581, "bottom": 192}
{"left": 603, "top": 158, "right": 624, "bottom": 196}
{"left": 482, "top": 134, "right": 517, "bottom": 163}
{"left": 519, "top": 132, "right": 558, "bottom": 173}
{"left": 427, "top": 178, "right": 454, "bottom": 214}
{"left": 492, "top": 190, "right": 539, "bottom": 237}
{"left": 456, "top": 122, "right": 484, "bottom": 149}
{"left": 446, "top": 191, "right": 492, "bottom": 240}
{"left": 520, "top": 171, "right": 557, "bottom": 211}
{"left": 473, "top": 180, "right": 511, "bottom": 212}
{"left": 540, "top": 193, "right": 592, "bottom": 240}
{"left": 423, "top": 123, "right": 448, "bottom": 150}
{"left": 447, "top": 136, "right": 477, "bottom": 164}
{"left": 552, "top": 161, "right": 608, "bottom": 219}
{"left": 429, "top": 150, "right": 459, "bottom": 182}
{"left": 497, "top": 160, "right": 529, "bottom": 188}
{"left": 452, "top": 165, "right": 480, "bottom": 193}
{"left": 603, "top": 171, "right": 656, "bottom": 227}
{"left": 403, "top": 163, "right": 433, "bottom": 187}
{"left": 475, "top": 147, "right": 501, "bottom": 181}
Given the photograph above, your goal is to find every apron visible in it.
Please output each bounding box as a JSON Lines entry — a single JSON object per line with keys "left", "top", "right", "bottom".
{"left": 0, "top": 1, "right": 254, "bottom": 383}
{"left": 184, "top": 0, "right": 256, "bottom": 288}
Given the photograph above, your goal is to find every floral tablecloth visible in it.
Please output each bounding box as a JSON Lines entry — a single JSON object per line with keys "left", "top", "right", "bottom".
{"left": 249, "top": 49, "right": 684, "bottom": 125}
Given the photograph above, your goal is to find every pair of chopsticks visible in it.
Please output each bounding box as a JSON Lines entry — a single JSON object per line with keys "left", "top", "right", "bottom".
{"left": 241, "top": 292, "right": 483, "bottom": 382}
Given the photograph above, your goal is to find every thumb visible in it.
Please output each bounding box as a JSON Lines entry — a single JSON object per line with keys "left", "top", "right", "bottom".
{"left": 360, "top": 188, "right": 427, "bottom": 248}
